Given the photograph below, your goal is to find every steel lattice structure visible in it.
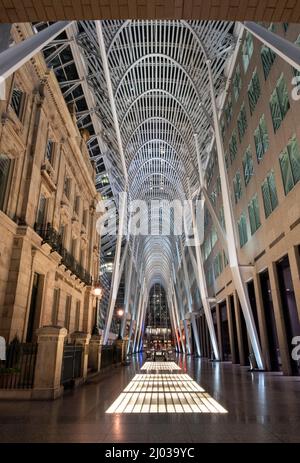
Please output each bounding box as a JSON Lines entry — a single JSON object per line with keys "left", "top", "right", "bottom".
{"left": 78, "top": 20, "right": 234, "bottom": 289}
{"left": 32, "top": 19, "right": 236, "bottom": 337}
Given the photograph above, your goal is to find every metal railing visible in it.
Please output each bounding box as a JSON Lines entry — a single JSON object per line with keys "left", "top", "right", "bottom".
{"left": 61, "top": 343, "right": 83, "bottom": 387}
{"left": 0, "top": 342, "right": 37, "bottom": 389}
{"left": 35, "top": 223, "right": 92, "bottom": 285}
{"left": 100, "top": 344, "right": 122, "bottom": 369}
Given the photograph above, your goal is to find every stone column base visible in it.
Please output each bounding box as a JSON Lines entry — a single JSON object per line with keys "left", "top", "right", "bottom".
{"left": 31, "top": 385, "right": 64, "bottom": 400}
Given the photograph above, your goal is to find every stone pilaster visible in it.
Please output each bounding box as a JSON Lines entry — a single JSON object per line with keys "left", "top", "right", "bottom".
{"left": 32, "top": 326, "right": 67, "bottom": 400}
{"left": 88, "top": 334, "right": 102, "bottom": 372}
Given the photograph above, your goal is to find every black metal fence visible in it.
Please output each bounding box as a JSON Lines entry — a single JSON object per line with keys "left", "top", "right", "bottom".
{"left": 100, "top": 344, "right": 122, "bottom": 369}
{"left": 61, "top": 343, "right": 83, "bottom": 387}
{"left": 35, "top": 223, "right": 92, "bottom": 285}
{"left": 0, "top": 342, "right": 37, "bottom": 389}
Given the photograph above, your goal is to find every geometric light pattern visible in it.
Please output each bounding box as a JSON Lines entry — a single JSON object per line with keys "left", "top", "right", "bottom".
{"left": 106, "top": 369, "right": 228, "bottom": 414}
{"left": 141, "top": 362, "right": 181, "bottom": 371}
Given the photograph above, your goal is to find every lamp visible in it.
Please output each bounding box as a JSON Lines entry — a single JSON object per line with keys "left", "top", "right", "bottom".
{"left": 92, "top": 280, "right": 102, "bottom": 335}
{"left": 92, "top": 280, "right": 102, "bottom": 298}
{"left": 116, "top": 307, "right": 124, "bottom": 340}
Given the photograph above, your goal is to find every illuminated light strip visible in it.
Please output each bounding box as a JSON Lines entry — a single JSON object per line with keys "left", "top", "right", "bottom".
{"left": 141, "top": 362, "right": 181, "bottom": 371}
{"left": 106, "top": 363, "right": 227, "bottom": 414}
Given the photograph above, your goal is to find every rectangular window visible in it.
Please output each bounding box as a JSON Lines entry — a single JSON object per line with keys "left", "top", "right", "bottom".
{"left": 225, "top": 94, "right": 233, "bottom": 125}
{"left": 10, "top": 87, "right": 24, "bottom": 118}
{"left": 254, "top": 114, "right": 269, "bottom": 162}
{"left": 59, "top": 224, "right": 65, "bottom": 247}
{"left": 83, "top": 209, "right": 89, "bottom": 227}
{"left": 74, "top": 195, "right": 80, "bottom": 215}
{"left": 248, "top": 69, "right": 261, "bottom": 115}
{"left": 36, "top": 194, "right": 47, "bottom": 228}
{"left": 242, "top": 32, "right": 254, "bottom": 73}
{"left": 0, "top": 154, "right": 12, "bottom": 211}
{"left": 269, "top": 74, "right": 290, "bottom": 133}
{"left": 279, "top": 136, "right": 300, "bottom": 195}
{"left": 242, "top": 146, "right": 254, "bottom": 186}
{"left": 51, "top": 288, "right": 60, "bottom": 325}
{"left": 229, "top": 130, "right": 238, "bottom": 163}
{"left": 45, "top": 140, "right": 54, "bottom": 164}
{"left": 64, "top": 176, "right": 71, "bottom": 199}
{"left": 233, "top": 64, "right": 242, "bottom": 101}
{"left": 233, "top": 171, "right": 243, "bottom": 203}
{"left": 261, "top": 171, "right": 278, "bottom": 218}
{"left": 71, "top": 238, "right": 77, "bottom": 258}
{"left": 237, "top": 104, "right": 247, "bottom": 142}
{"left": 224, "top": 152, "right": 229, "bottom": 171}
{"left": 216, "top": 176, "right": 221, "bottom": 196}
{"left": 248, "top": 194, "right": 261, "bottom": 234}
{"left": 75, "top": 300, "right": 81, "bottom": 331}
{"left": 221, "top": 118, "right": 226, "bottom": 141}
{"left": 261, "top": 45, "right": 276, "bottom": 80}
{"left": 64, "top": 295, "right": 72, "bottom": 331}
{"left": 238, "top": 212, "right": 248, "bottom": 248}
{"left": 283, "top": 23, "right": 289, "bottom": 33}
{"left": 213, "top": 252, "right": 223, "bottom": 279}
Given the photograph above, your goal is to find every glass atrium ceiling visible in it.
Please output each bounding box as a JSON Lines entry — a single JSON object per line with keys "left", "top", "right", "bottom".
{"left": 36, "top": 20, "right": 236, "bottom": 296}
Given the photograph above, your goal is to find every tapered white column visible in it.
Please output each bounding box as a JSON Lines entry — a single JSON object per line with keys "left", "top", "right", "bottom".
{"left": 126, "top": 279, "right": 140, "bottom": 355}
{"left": 171, "top": 285, "right": 186, "bottom": 354}
{"left": 0, "top": 21, "right": 72, "bottom": 99}
{"left": 243, "top": 22, "right": 300, "bottom": 72}
{"left": 206, "top": 59, "right": 264, "bottom": 370}
{"left": 136, "top": 295, "right": 148, "bottom": 352}
{"left": 132, "top": 278, "right": 145, "bottom": 352}
{"left": 187, "top": 189, "right": 220, "bottom": 360}
{"left": 121, "top": 250, "right": 134, "bottom": 337}
{"left": 103, "top": 193, "right": 127, "bottom": 345}
{"left": 168, "top": 295, "right": 181, "bottom": 352}
{"left": 181, "top": 245, "right": 202, "bottom": 356}
{"left": 170, "top": 294, "right": 182, "bottom": 353}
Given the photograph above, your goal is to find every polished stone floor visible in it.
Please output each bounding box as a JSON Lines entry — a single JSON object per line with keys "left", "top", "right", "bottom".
{"left": 0, "top": 355, "right": 300, "bottom": 443}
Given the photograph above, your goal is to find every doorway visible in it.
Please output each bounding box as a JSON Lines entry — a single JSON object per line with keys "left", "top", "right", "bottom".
{"left": 220, "top": 301, "right": 231, "bottom": 361}
{"left": 259, "top": 269, "right": 281, "bottom": 371}
{"left": 277, "top": 255, "right": 300, "bottom": 375}
{"left": 26, "top": 273, "right": 43, "bottom": 343}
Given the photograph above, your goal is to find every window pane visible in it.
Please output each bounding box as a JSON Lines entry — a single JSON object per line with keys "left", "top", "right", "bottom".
{"left": 288, "top": 136, "right": 300, "bottom": 185}
{"left": 262, "top": 179, "right": 272, "bottom": 218}
{"left": 270, "top": 91, "right": 282, "bottom": 132}
{"left": 277, "top": 75, "right": 290, "bottom": 119}
{"left": 261, "top": 46, "right": 276, "bottom": 79}
{"left": 11, "top": 87, "right": 23, "bottom": 118}
{"left": 45, "top": 140, "right": 54, "bottom": 163}
{"left": 279, "top": 150, "right": 294, "bottom": 194}
{"left": 260, "top": 115, "right": 269, "bottom": 153}
{"left": 243, "top": 147, "right": 254, "bottom": 185}
{"left": 253, "top": 195, "right": 261, "bottom": 229}
{"left": 36, "top": 195, "right": 47, "bottom": 228}
{"left": 0, "top": 154, "right": 11, "bottom": 211}
{"left": 268, "top": 171, "right": 278, "bottom": 210}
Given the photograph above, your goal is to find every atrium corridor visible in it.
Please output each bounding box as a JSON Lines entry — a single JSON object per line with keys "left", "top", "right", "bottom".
{"left": 0, "top": 357, "right": 300, "bottom": 443}
{"left": 1, "top": 2, "right": 300, "bottom": 448}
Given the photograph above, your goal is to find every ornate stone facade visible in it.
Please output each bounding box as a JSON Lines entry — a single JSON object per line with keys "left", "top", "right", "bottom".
{"left": 0, "top": 24, "right": 100, "bottom": 343}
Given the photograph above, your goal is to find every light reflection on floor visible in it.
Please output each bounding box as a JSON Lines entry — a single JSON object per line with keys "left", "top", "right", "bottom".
{"left": 106, "top": 363, "right": 228, "bottom": 414}
{"left": 141, "top": 362, "right": 181, "bottom": 371}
